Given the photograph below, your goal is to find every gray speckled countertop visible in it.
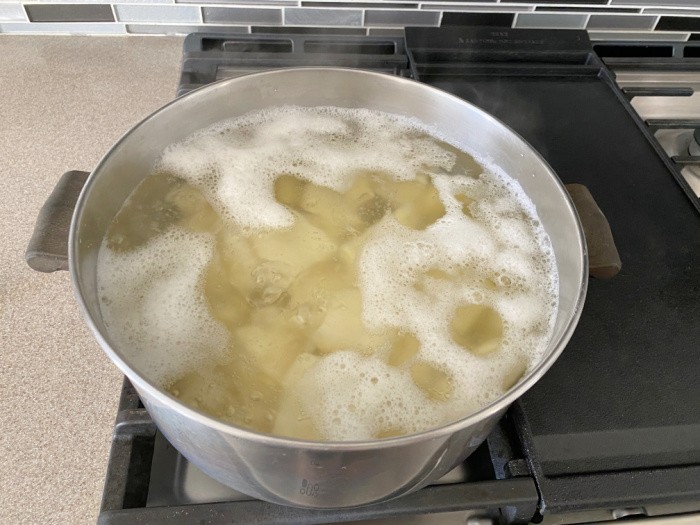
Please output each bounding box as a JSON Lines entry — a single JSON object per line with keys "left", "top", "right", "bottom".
{"left": 0, "top": 35, "right": 182, "bottom": 524}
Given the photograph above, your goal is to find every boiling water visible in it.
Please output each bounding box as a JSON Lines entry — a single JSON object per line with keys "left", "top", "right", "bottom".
{"left": 97, "top": 106, "right": 558, "bottom": 441}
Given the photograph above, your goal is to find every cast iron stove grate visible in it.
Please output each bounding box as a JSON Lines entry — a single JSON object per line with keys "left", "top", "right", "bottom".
{"left": 96, "top": 27, "right": 700, "bottom": 525}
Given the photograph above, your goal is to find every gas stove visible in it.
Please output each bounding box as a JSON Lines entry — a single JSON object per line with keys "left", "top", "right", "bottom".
{"left": 95, "top": 27, "right": 700, "bottom": 525}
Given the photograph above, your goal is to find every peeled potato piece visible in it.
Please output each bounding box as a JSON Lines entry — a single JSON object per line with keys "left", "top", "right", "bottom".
{"left": 274, "top": 174, "right": 307, "bottom": 208}
{"left": 218, "top": 231, "right": 260, "bottom": 294}
{"left": 390, "top": 176, "right": 446, "bottom": 230}
{"left": 203, "top": 254, "right": 251, "bottom": 329}
{"left": 449, "top": 303, "right": 503, "bottom": 356}
{"left": 166, "top": 183, "right": 220, "bottom": 233}
{"left": 312, "top": 288, "right": 383, "bottom": 355}
{"left": 387, "top": 332, "right": 420, "bottom": 367}
{"left": 235, "top": 324, "right": 311, "bottom": 383}
{"left": 410, "top": 362, "right": 453, "bottom": 401}
{"left": 251, "top": 215, "right": 337, "bottom": 277}
{"left": 299, "top": 183, "right": 367, "bottom": 240}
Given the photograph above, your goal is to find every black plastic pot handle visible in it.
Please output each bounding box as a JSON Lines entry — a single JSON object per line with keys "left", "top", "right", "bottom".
{"left": 25, "top": 172, "right": 620, "bottom": 280}
{"left": 26, "top": 170, "right": 89, "bottom": 273}
{"left": 565, "top": 183, "right": 621, "bottom": 279}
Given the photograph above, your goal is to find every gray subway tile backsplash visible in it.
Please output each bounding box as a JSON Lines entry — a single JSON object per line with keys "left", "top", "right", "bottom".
{"left": 587, "top": 15, "right": 658, "bottom": 30}
{"left": 0, "top": 4, "right": 26, "bottom": 21}
{"left": 364, "top": 9, "right": 440, "bottom": 27}
{"left": 302, "top": 2, "right": 418, "bottom": 7}
{"left": 588, "top": 29, "right": 691, "bottom": 40}
{"left": 1, "top": 0, "right": 700, "bottom": 39}
{"left": 514, "top": 13, "right": 589, "bottom": 29}
{"left": 0, "top": 21, "right": 124, "bottom": 33}
{"left": 115, "top": 5, "right": 200, "bottom": 23}
{"left": 284, "top": 7, "right": 362, "bottom": 26}
{"left": 250, "top": 25, "right": 364, "bottom": 34}
{"left": 367, "top": 26, "right": 405, "bottom": 36}
{"left": 127, "top": 23, "right": 249, "bottom": 34}
{"left": 202, "top": 6, "right": 282, "bottom": 25}
{"left": 25, "top": 4, "right": 114, "bottom": 23}
{"left": 422, "top": 4, "right": 532, "bottom": 13}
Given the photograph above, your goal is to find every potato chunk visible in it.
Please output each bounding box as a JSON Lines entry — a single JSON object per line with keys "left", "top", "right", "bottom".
{"left": 449, "top": 303, "right": 503, "bottom": 355}
{"left": 312, "top": 288, "right": 382, "bottom": 355}
{"left": 410, "top": 362, "right": 453, "bottom": 401}
{"left": 203, "top": 254, "right": 251, "bottom": 329}
{"left": 251, "top": 215, "right": 337, "bottom": 276}
{"left": 274, "top": 174, "right": 307, "bottom": 208}
{"left": 387, "top": 332, "right": 420, "bottom": 367}
{"left": 235, "top": 324, "right": 311, "bottom": 382}
{"left": 299, "top": 183, "right": 367, "bottom": 240}
{"left": 166, "top": 183, "right": 220, "bottom": 233}
{"left": 217, "top": 232, "right": 260, "bottom": 294}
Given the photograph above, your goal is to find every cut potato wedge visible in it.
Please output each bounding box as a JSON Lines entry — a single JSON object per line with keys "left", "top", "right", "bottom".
{"left": 251, "top": 215, "right": 337, "bottom": 277}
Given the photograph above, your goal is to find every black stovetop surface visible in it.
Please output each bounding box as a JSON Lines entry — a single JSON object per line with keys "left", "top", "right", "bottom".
{"left": 98, "top": 26, "right": 700, "bottom": 524}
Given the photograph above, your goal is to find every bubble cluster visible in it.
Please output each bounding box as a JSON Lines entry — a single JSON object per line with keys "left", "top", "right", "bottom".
{"left": 157, "top": 106, "right": 455, "bottom": 232}
{"left": 98, "top": 228, "right": 227, "bottom": 383}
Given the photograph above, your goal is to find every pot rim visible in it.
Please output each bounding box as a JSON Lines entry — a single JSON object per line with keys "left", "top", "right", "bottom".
{"left": 70, "top": 67, "right": 588, "bottom": 451}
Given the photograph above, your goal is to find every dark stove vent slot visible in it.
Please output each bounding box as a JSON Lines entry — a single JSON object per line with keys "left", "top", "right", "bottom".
{"left": 304, "top": 40, "right": 396, "bottom": 55}
{"left": 220, "top": 39, "right": 294, "bottom": 53}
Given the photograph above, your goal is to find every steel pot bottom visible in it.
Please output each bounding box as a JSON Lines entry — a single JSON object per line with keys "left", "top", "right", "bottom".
{"left": 69, "top": 68, "right": 587, "bottom": 508}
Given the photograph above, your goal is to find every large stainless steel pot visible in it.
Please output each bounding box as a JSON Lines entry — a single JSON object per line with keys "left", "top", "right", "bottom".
{"left": 51, "top": 69, "right": 589, "bottom": 508}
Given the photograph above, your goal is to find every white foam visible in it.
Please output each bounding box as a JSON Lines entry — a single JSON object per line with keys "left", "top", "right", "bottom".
{"left": 99, "top": 105, "right": 559, "bottom": 440}
{"left": 157, "top": 106, "right": 455, "bottom": 231}
{"left": 98, "top": 229, "right": 227, "bottom": 384}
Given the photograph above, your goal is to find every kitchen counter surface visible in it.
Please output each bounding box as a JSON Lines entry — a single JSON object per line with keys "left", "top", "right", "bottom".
{"left": 0, "top": 35, "right": 183, "bottom": 524}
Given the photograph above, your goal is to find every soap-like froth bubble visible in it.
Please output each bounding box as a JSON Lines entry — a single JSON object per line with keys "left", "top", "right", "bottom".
{"left": 157, "top": 106, "right": 456, "bottom": 231}
{"left": 98, "top": 228, "right": 227, "bottom": 384}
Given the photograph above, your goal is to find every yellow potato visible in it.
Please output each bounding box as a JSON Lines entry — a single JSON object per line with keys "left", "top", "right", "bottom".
{"left": 166, "top": 183, "right": 220, "bottom": 233}
{"left": 410, "top": 362, "right": 453, "bottom": 401}
{"left": 251, "top": 215, "right": 337, "bottom": 277}
{"left": 392, "top": 182, "right": 446, "bottom": 230}
{"left": 235, "top": 324, "right": 311, "bottom": 383}
{"left": 387, "top": 332, "right": 420, "bottom": 367}
{"left": 203, "top": 255, "right": 251, "bottom": 329}
{"left": 299, "top": 183, "right": 366, "bottom": 240}
{"left": 449, "top": 303, "right": 503, "bottom": 356}
{"left": 218, "top": 231, "right": 260, "bottom": 294}
{"left": 282, "top": 353, "right": 320, "bottom": 389}
{"left": 312, "top": 288, "right": 383, "bottom": 355}
{"left": 274, "top": 174, "right": 307, "bottom": 208}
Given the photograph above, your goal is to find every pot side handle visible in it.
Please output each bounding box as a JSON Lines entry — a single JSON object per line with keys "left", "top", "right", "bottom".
{"left": 26, "top": 170, "right": 90, "bottom": 273}
{"left": 565, "top": 183, "right": 621, "bottom": 279}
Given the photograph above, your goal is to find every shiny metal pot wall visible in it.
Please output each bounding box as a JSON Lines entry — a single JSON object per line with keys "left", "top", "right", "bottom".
{"left": 69, "top": 69, "right": 587, "bottom": 508}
